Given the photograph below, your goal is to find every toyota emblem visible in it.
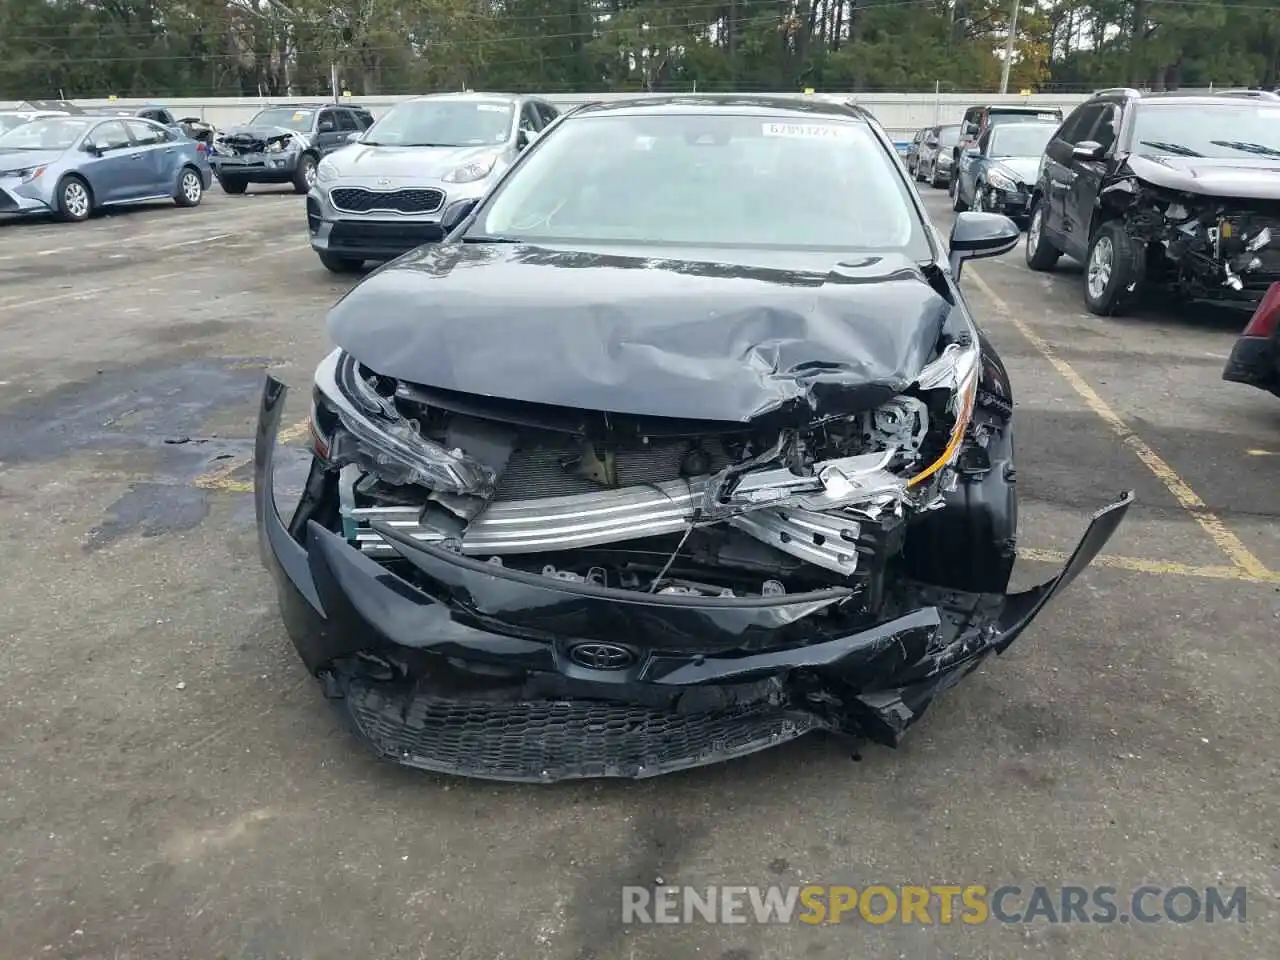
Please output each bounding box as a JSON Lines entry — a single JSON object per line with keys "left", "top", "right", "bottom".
{"left": 568, "top": 641, "right": 636, "bottom": 671}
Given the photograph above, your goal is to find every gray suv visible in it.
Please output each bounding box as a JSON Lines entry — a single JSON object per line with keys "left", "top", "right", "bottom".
{"left": 211, "top": 103, "right": 373, "bottom": 194}
{"left": 305, "top": 92, "right": 559, "bottom": 272}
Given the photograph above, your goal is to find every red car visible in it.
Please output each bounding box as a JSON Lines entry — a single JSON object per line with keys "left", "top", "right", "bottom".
{"left": 1223, "top": 281, "right": 1280, "bottom": 397}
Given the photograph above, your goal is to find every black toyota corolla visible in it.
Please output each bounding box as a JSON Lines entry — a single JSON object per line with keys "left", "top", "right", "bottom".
{"left": 254, "top": 96, "right": 1133, "bottom": 782}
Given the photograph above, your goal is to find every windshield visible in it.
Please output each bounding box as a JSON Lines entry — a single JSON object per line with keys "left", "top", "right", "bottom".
{"left": 0, "top": 116, "right": 92, "bottom": 151}
{"left": 0, "top": 115, "right": 31, "bottom": 135}
{"left": 1132, "top": 103, "right": 1280, "bottom": 159}
{"left": 475, "top": 113, "right": 925, "bottom": 253}
{"left": 364, "top": 99, "right": 514, "bottom": 146}
{"left": 989, "top": 123, "right": 1056, "bottom": 157}
{"left": 249, "top": 108, "right": 314, "bottom": 131}
{"left": 937, "top": 125, "right": 961, "bottom": 146}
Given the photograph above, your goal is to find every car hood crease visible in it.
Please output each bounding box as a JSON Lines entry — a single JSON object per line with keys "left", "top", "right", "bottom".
{"left": 327, "top": 243, "right": 951, "bottom": 422}
{"left": 1125, "top": 153, "right": 1280, "bottom": 199}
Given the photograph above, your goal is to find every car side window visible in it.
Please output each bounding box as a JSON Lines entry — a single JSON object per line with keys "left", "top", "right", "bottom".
{"left": 977, "top": 128, "right": 993, "bottom": 154}
{"left": 353, "top": 110, "right": 374, "bottom": 129}
{"left": 88, "top": 120, "right": 131, "bottom": 151}
{"left": 1090, "top": 105, "right": 1120, "bottom": 152}
{"left": 335, "top": 110, "right": 358, "bottom": 132}
{"left": 1056, "top": 104, "right": 1105, "bottom": 146}
{"left": 520, "top": 103, "right": 542, "bottom": 132}
{"left": 925, "top": 128, "right": 939, "bottom": 146}
{"left": 535, "top": 102, "right": 558, "bottom": 127}
{"left": 317, "top": 109, "right": 337, "bottom": 133}
{"left": 157, "top": 110, "right": 175, "bottom": 126}
{"left": 125, "top": 119, "right": 168, "bottom": 145}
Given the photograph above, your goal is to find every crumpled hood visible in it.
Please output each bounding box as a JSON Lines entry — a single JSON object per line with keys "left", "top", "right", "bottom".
{"left": 0, "top": 148, "right": 64, "bottom": 170}
{"left": 1127, "top": 153, "right": 1280, "bottom": 199}
{"left": 328, "top": 143, "right": 502, "bottom": 180}
{"left": 327, "top": 242, "right": 953, "bottom": 422}
{"left": 989, "top": 156, "right": 1040, "bottom": 185}
{"left": 218, "top": 124, "right": 306, "bottom": 143}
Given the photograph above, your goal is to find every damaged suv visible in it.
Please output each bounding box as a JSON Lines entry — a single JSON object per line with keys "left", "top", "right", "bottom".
{"left": 1025, "top": 89, "right": 1280, "bottom": 315}
{"left": 254, "top": 96, "right": 1133, "bottom": 782}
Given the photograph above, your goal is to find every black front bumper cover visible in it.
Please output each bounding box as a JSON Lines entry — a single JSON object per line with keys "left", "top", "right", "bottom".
{"left": 255, "top": 377, "right": 1133, "bottom": 781}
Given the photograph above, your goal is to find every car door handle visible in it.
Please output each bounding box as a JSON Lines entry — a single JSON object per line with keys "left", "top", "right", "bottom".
{"left": 129, "top": 152, "right": 143, "bottom": 159}
{"left": 164, "top": 147, "right": 175, "bottom": 153}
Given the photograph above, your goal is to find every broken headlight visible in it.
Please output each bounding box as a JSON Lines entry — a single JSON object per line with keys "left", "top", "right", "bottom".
{"left": 311, "top": 348, "right": 496, "bottom": 495}
{"left": 905, "top": 340, "right": 980, "bottom": 489}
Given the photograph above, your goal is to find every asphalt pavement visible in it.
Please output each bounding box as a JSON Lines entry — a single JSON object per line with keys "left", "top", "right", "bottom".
{"left": 0, "top": 181, "right": 1276, "bottom": 959}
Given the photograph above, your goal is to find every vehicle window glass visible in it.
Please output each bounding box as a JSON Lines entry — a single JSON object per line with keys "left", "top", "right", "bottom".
{"left": 354, "top": 111, "right": 374, "bottom": 129}
{"left": 988, "top": 123, "right": 1056, "bottom": 157}
{"left": 335, "top": 110, "right": 359, "bottom": 132}
{"left": 362, "top": 99, "right": 515, "bottom": 146}
{"left": 536, "top": 103, "right": 559, "bottom": 127}
{"left": 1056, "top": 104, "right": 1104, "bottom": 145}
{"left": 937, "top": 125, "right": 960, "bottom": 147}
{"left": 125, "top": 119, "right": 167, "bottom": 145}
{"left": 89, "top": 120, "right": 131, "bottom": 150}
{"left": 1090, "top": 107, "right": 1119, "bottom": 151}
{"left": 0, "top": 115, "right": 29, "bottom": 135}
{"left": 520, "top": 104, "right": 541, "bottom": 132}
{"left": 159, "top": 110, "right": 175, "bottom": 126}
{"left": 977, "top": 129, "right": 992, "bottom": 153}
{"left": 0, "top": 116, "right": 93, "bottom": 150}
{"left": 250, "top": 107, "right": 315, "bottom": 132}
{"left": 317, "top": 109, "right": 338, "bottom": 132}
{"left": 477, "top": 114, "right": 927, "bottom": 255}
{"left": 1131, "top": 102, "right": 1280, "bottom": 159}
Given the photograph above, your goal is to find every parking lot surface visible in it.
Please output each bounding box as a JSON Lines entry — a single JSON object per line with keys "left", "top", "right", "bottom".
{"left": 1, "top": 184, "right": 1277, "bottom": 960}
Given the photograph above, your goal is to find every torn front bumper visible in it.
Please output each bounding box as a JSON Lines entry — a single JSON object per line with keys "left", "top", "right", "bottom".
{"left": 1223, "top": 333, "right": 1280, "bottom": 397}
{"left": 254, "top": 377, "right": 1133, "bottom": 781}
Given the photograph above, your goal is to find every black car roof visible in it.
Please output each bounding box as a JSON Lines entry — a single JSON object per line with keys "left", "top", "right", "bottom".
{"left": 570, "top": 95, "right": 872, "bottom": 122}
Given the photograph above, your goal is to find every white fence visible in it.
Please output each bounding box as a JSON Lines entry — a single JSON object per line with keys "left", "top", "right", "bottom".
{"left": 2, "top": 91, "right": 1091, "bottom": 144}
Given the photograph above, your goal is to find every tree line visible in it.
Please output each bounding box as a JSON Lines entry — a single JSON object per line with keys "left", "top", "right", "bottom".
{"left": 2, "top": 0, "right": 1279, "bottom": 100}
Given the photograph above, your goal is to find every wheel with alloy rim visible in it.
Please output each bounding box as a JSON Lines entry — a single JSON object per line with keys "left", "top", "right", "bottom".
{"left": 292, "top": 154, "right": 317, "bottom": 194}
{"left": 176, "top": 168, "right": 203, "bottom": 207}
{"left": 56, "top": 177, "right": 91, "bottom": 222}
{"left": 1024, "top": 202, "right": 1061, "bottom": 270}
{"left": 1082, "top": 220, "right": 1146, "bottom": 316}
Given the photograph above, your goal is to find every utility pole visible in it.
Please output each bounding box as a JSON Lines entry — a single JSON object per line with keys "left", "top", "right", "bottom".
{"left": 999, "top": 0, "right": 1020, "bottom": 94}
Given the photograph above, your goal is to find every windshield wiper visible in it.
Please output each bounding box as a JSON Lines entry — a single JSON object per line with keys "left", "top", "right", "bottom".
{"left": 396, "top": 142, "right": 460, "bottom": 148}
{"left": 461, "top": 234, "right": 521, "bottom": 243}
{"left": 1138, "top": 139, "right": 1204, "bottom": 157}
{"left": 1210, "top": 139, "right": 1280, "bottom": 158}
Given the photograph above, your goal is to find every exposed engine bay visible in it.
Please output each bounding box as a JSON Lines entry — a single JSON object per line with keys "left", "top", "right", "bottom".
{"left": 1100, "top": 177, "right": 1280, "bottom": 296}
{"left": 308, "top": 339, "right": 991, "bottom": 619}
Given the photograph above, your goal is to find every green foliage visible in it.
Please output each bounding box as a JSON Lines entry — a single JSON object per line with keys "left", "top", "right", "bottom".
{"left": 1, "top": 0, "right": 1279, "bottom": 98}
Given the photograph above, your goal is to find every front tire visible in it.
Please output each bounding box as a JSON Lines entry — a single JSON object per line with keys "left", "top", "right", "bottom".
{"left": 293, "top": 154, "right": 318, "bottom": 194}
{"left": 1024, "top": 201, "right": 1061, "bottom": 271}
{"left": 318, "top": 251, "right": 363, "bottom": 274}
{"left": 1083, "top": 220, "right": 1146, "bottom": 316}
{"left": 55, "top": 175, "right": 92, "bottom": 222}
{"left": 219, "top": 176, "right": 248, "bottom": 195}
{"left": 175, "top": 167, "right": 203, "bottom": 207}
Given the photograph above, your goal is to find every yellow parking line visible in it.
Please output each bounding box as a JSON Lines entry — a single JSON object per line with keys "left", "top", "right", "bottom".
{"left": 193, "top": 419, "right": 310, "bottom": 494}
{"left": 1019, "top": 548, "right": 1280, "bottom": 584}
{"left": 968, "top": 267, "right": 1275, "bottom": 582}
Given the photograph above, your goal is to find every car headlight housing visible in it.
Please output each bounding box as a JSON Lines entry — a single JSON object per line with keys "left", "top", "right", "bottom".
{"left": 905, "top": 341, "right": 980, "bottom": 489}
{"left": 316, "top": 159, "right": 339, "bottom": 183}
{"left": 0, "top": 165, "right": 45, "bottom": 183}
{"left": 441, "top": 156, "right": 497, "bottom": 183}
{"left": 311, "top": 349, "right": 497, "bottom": 496}
{"left": 986, "top": 168, "right": 1018, "bottom": 191}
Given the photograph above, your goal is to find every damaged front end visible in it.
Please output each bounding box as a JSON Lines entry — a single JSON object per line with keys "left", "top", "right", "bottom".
{"left": 1100, "top": 171, "right": 1280, "bottom": 300}
{"left": 255, "top": 338, "right": 1131, "bottom": 782}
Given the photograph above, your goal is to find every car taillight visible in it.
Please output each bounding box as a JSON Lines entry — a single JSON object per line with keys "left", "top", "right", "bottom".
{"left": 1241, "top": 281, "right": 1280, "bottom": 338}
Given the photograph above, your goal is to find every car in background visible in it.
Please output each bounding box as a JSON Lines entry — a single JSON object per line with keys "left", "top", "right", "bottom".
{"left": 1024, "top": 89, "right": 1280, "bottom": 315}
{"left": 949, "top": 104, "right": 1063, "bottom": 201}
{"left": 952, "top": 120, "right": 1057, "bottom": 224}
{"left": 0, "top": 115, "right": 211, "bottom": 222}
{"left": 914, "top": 123, "right": 960, "bottom": 187}
{"left": 255, "top": 94, "right": 1132, "bottom": 781}
{"left": 210, "top": 102, "right": 373, "bottom": 195}
{"left": 306, "top": 92, "right": 559, "bottom": 272}
{"left": 12, "top": 99, "right": 83, "bottom": 115}
{"left": 1223, "top": 281, "right": 1280, "bottom": 398}
{"left": 82, "top": 104, "right": 185, "bottom": 136}
{"left": 904, "top": 127, "right": 928, "bottom": 177}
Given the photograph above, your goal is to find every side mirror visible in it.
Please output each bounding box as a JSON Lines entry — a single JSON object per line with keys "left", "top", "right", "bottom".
{"left": 82, "top": 142, "right": 102, "bottom": 156}
{"left": 965, "top": 123, "right": 980, "bottom": 136}
{"left": 345, "top": 131, "right": 362, "bottom": 143}
{"left": 948, "top": 211, "right": 1020, "bottom": 279}
{"left": 517, "top": 128, "right": 542, "bottom": 149}
{"left": 319, "top": 121, "right": 335, "bottom": 133}
{"left": 1072, "top": 140, "right": 1105, "bottom": 161}
{"left": 963, "top": 146, "right": 980, "bottom": 157}
{"left": 441, "top": 198, "right": 479, "bottom": 233}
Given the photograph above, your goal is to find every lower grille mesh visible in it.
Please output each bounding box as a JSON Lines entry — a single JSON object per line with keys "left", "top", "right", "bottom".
{"left": 344, "top": 677, "right": 823, "bottom": 781}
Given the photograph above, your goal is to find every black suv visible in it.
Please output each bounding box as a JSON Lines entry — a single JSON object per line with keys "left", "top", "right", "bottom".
{"left": 1023, "top": 88, "right": 1280, "bottom": 315}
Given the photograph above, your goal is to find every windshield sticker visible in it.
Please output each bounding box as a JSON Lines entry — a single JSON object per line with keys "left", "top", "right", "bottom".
{"left": 477, "top": 104, "right": 509, "bottom": 112}
{"left": 761, "top": 122, "right": 856, "bottom": 140}
{"left": 291, "top": 112, "right": 306, "bottom": 121}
